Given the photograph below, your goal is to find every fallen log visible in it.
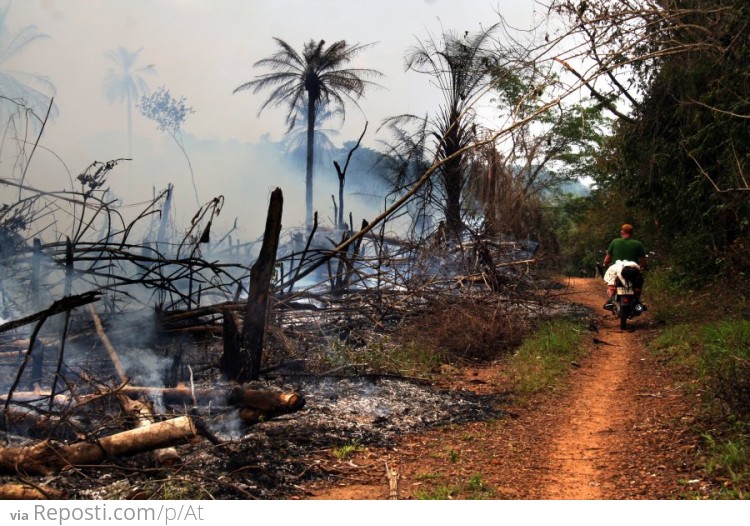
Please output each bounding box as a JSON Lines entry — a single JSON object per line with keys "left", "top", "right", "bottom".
{"left": 226, "top": 386, "right": 304, "bottom": 413}
{"left": 0, "top": 483, "right": 65, "bottom": 500}
{"left": 117, "top": 396, "right": 180, "bottom": 466}
{"left": 2, "top": 386, "right": 306, "bottom": 415}
{"left": 118, "top": 386, "right": 305, "bottom": 413}
{"left": 0, "top": 415, "right": 197, "bottom": 475}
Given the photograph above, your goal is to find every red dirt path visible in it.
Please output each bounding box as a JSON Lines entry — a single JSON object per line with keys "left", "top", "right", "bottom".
{"left": 301, "top": 277, "right": 702, "bottom": 500}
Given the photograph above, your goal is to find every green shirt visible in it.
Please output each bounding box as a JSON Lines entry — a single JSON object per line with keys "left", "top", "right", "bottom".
{"left": 607, "top": 238, "right": 646, "bottom": 263}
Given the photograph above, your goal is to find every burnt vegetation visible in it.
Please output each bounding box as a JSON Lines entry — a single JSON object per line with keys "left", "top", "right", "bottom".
{"left": 0, "top": 99, "right": 558, "bottom": 498}
{"left": 1, "top": 0, "right": 749, "bottom": 499}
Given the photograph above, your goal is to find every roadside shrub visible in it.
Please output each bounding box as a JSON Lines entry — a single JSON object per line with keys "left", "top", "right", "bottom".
{"left": 652, "top": 320, "right": 750, "bottom": 419}
{"left": 647, "top": 269, "right": 750, "bottom": 325}
{"left": 396, "top": 297, "right": 531, "bottom": 364}
{"left": 700, "top": 321, "right": 750, "bottom": 418}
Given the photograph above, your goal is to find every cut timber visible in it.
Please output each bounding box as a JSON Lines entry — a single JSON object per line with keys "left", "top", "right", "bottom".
{"left": 0, "top": 483, "right": 65, "bottom": 500}
{"left": 236, "top": 392, "right": 305, "bottom": 425}
{"left": 117, "top": 396, "right": 180, "bottom": 466}
{"left": 226, "top": 386, "right": 304, "bottom": 413}
{"left": 119, "top": 386, "right": 305, "bottom": 413}
{"left": 0, "top": 415, "right": 197, "bottom": 475}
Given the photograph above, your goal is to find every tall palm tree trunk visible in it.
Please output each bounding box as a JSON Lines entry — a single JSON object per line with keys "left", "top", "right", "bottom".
{"left": 126, "top": 98, "right": 133, "bottom": 159}
{"left": 443, "top": 158, "right": 463, "bottom": 232}
{"left": 442, "top": 118, "right": 464, "bottom": 233}
{"left": 305, "top": 97, "right": 316, "bottom": 227}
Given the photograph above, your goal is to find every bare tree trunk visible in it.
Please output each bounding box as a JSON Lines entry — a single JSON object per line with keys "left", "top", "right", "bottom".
{"left": 221, "top": 189, "right": 283, "bottom": 381}
{"left": 29, "top": 239, "right": 43, "bottom": 387}
{"left": 156, "top": 183, "right": 173, "bottom": 255}
{"left": 306, "top": 100, "right": 316, "bottom": 227}
{"left": 243, "top": 187, "right": 283, "bottom": 380}
{"left": 220, "top": 311, "right": 241, "bottom": 378}
{"left": 333, "top": 122, "right": 367, "bottom": 230}
{"left": 49, "top": 237, "right": 74, "bottom": 409}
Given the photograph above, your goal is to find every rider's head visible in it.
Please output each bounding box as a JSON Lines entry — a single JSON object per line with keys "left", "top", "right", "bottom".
{"left": 620, "top": 224, "right": 634, "bottom": 238}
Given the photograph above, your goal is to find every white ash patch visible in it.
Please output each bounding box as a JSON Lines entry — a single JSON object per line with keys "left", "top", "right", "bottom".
{"left": 244, "top": 376, "right": 504, "bottom": 448}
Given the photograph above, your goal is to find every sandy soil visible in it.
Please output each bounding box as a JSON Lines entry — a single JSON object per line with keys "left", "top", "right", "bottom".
{"left": 301, "top": 277, "right": 702, "bottom": 500}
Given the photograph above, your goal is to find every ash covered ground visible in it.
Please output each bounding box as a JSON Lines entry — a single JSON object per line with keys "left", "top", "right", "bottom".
{"left": 0, "top": 374, "right": 505, "bottom": 500}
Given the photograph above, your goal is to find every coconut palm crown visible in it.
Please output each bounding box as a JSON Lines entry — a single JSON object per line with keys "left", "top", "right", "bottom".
{"left": 234, "top": 38, "right": 381, "bottom": 226}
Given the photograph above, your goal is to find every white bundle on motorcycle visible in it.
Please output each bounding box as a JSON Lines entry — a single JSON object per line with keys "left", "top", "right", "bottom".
{"left": 603, "top": 260, "right": 641, "bottom": 286}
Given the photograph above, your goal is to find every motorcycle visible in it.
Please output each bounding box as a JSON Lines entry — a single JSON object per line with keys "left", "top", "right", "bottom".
{"left": 611, "top": 268, "right": 645, "bottom": 329}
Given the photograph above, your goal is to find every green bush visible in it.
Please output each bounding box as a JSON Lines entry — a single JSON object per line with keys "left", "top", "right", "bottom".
{"left": 700, "top": 321, "right": 750, "bottom": 418}
{"left": 652, "top": 320, "right": 750, "bottom": 418}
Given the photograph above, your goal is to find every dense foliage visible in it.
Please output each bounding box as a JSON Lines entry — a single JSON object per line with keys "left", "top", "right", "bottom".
{"left": 597, "top": 0, "right": 750, "bottom": 277}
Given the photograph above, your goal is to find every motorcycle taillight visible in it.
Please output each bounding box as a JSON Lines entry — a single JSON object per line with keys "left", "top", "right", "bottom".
{"left": 622, "top": 296, "right": 630, "bottom": 304}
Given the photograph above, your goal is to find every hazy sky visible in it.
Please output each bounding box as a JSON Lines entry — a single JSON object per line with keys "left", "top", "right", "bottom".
{"left": 4, "top": 0, "right": 540, "bottom": 234}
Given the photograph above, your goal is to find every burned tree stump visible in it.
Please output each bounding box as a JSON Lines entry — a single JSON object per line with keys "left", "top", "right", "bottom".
{"left": 220, "top": 311, "right": 242, "bottom": 377}
{"left": 221, "top": 188, "right": 283, "bottom": 382}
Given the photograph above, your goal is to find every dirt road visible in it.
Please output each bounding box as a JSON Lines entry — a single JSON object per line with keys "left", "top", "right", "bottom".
{"left": 536, "top": 277, "right": 679, "bottom": 498}
{"left": 304, "top": 277, "right": 700, "bottom": 499}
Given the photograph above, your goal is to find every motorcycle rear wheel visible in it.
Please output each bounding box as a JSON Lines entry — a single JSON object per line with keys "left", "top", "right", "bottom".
{"left": 620, "top": 304, "right": 629, "bottom": 330}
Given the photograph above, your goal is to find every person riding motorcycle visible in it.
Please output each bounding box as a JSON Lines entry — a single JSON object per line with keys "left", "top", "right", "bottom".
{"left": 602, "top": 224, "right": 648, "bottom": 310}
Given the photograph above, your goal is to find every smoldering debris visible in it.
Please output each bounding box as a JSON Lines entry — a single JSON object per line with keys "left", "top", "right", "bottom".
{"left": 247, "top": 376, "right": 505, "bottom": 447}
{"left": 0, "top": 152, "right": 559, "bottom": 499}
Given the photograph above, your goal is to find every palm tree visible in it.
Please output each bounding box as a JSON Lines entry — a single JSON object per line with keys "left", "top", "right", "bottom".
{"left": 0, "top": 4, "right": 56, "bottom": 132}
{"left": 234, "top": 38, "right": 381, "bottom": 226}
{"left": 284, "top": 101, "right": 341, "bottom": 181}
{"left": 102, "top": 47, "right": 155, "bottom": 158}
{"left": 382, "top": 26, "right": 499, "bottom": 234}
